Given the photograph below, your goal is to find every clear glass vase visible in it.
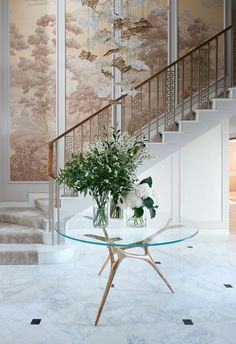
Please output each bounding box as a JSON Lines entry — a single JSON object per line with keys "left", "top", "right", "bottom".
{"left": 93, "top": 195, "right": 109, "bottom": 228}
{"left": 126, "top": 208, "right": 147, "bottom": 228}
{"left": 110, "top": 197, "right": 123, "bottom": 220}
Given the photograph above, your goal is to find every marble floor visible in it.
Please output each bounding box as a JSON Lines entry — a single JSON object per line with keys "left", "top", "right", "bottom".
{"left": 0, "top": 232, "right": 236, "bottom": 344}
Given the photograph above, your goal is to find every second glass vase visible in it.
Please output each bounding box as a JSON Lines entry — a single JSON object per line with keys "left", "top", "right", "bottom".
{"left": 110, "top": 197, "right": 123, "bottom": 220}
{"left": 126, "top": 208, "right": 147, "bottom": 228}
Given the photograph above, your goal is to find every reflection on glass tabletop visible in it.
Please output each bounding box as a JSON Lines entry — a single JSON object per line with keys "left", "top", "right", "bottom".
{"left": 56, "top": 213, "right": 199, "bottom": 248}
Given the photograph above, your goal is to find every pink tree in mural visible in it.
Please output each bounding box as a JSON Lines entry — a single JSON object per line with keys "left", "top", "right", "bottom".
{"left": 178, "top": 18, "right": 210, "bottom": 98}
{"left": 10, "top": 24, "right": 28, "bottom": 56}
{"left": 66, "top": 59, "right": 107, "bottom": 128}
{"left": 17, "top": 15, "right": 56, "bottom": 131}
{"left": 137, "top": 9, "right": 168, "bottom": 75}
{"left": 179, "top": 18, "right": 209, "bottom": 55}
{"left": 10, "top": 15, "right": 56, "bottom": 181}
{"left": 65, "top": 10, "right": 109, "bottom": 129}
{"left": 10, "top": 12, "right": 84, "bottom": 181}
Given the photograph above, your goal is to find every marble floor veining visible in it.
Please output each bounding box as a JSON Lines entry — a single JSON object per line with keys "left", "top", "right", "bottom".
{"left": 0, "top": 232, "right": 236, "bottom": 344}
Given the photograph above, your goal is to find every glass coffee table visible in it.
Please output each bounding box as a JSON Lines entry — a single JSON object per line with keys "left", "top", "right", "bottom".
{"left": 56, "top": 215, "right": 198, "bottom": 325}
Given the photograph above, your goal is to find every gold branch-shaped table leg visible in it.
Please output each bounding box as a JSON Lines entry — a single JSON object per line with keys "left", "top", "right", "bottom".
{"left": 95, "top": 245, "right": 174, "bottom": 326}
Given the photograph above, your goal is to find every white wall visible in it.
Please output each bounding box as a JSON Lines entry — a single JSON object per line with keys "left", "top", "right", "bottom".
{"left": 140, "top": 121, "right": 229, "bottom": 230}
{"left": 229, "top": 139, "right": 236, "bottom": 194}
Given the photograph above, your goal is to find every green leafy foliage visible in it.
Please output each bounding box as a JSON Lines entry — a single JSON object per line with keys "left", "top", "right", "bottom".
{"left": 149, "top": 207, "right": 157, "bottom": 219}
{"left": 142, "top": 197, "right": 154, "bottom": 208}
{"left": 134, "top": 207, "right": 144, "bottom": 218}
{"left": 140, "top": 176, "right": 152, "bottom": 187}
{"left": 57, "top": 127, "right": 151, "bottom": 206}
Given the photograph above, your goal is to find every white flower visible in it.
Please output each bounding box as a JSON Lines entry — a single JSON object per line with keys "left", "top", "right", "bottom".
{"left": 134, "top": 183, "right": 152, "bottom": 199}
{"left": 121, "top": 190, "right": 142, "bottom": 209}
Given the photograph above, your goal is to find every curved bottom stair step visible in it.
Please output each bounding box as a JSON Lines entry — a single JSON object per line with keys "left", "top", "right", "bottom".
{"left": 0, "top": 244, "right": 39, "bottom": 265}
{"left": 0, "top": 243, "right": 75, "bottom": 265}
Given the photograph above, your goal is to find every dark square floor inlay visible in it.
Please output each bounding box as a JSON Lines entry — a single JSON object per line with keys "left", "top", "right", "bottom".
{"left": 31, "top": 319, "right": 41, "bottom": 325}
{"left": 183, "top": 319, "right": 194, "bottom": 325}
{"left": 155, "top": 261, "right": 161, "bottom": 264}
{"left": 224, "top": 284, "right": 233, "bottom": 288}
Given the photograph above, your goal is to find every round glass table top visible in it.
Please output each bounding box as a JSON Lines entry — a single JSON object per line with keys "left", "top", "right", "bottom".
{"left": 56, "top": 213, "right": 198, "bottom": 248}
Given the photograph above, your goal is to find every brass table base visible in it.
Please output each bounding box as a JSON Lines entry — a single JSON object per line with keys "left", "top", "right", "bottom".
{"left": 95, "top": 245, "right": 174, "bottom": 326}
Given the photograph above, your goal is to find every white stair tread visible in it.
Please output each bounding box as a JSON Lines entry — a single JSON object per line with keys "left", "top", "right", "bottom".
{"left": 176, "top": 120, "right": 199, "bottom": 124}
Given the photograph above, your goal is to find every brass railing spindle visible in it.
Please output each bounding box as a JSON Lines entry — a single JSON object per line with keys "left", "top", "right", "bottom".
{"left": 224, "top": 31, "right": 227, "bottom": 94}
{"left": 156, "top": 75, "right": 159, "bottom": 140}
{"left": 190, "top": 53, "right": 193, "bottom": 117}
{"left": 181, "top": 59, "right": 185, "bottom": 120}
{"left": 215, "top": 37, "right": 218, "bottom": 97}
{"left": 148, "top": 81, "right": 151, "bottom": 141}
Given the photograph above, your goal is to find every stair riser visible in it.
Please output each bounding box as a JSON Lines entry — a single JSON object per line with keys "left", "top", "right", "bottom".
{"left": 212, "top": 98, "right": 236, "bottom": 111}
{"left": 0, "top": 214, "right": 44, "bottom": 229}
{"left": 0, "top": 251, "right": 38, "bottom": 265}
{"left": 34, "top": 199, "right": 49, "bottom": 214}
{"left": 0, "top": 233, "right": 43, "bottom": 244}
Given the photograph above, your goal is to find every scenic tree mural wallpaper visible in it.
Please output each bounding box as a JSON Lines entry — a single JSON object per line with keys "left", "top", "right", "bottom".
{"left": 65, "top": 0, "right": 112, "bottom": 130}
{"left": 9, "top": 0, "right": 224, "bottom": 181}
{"left": 178, "top": 0, "right": 224, "bottom": 55}
{"left": 10, "top": 0, "right": 56, "bottom": 181}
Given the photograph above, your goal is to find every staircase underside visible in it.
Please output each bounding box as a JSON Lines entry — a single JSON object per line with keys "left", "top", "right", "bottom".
{"left": 139, "top": 90, "right": 236, "bottom": 172}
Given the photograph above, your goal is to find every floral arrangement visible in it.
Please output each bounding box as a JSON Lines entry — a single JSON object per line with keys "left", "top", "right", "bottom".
{"left": 121, "top": 176, "right": 158, "bottom": 227}
{"left": 57, "top": 127, "right": 151, "bottom": 227}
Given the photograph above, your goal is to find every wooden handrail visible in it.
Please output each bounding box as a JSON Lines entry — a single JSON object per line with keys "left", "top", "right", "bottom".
{"left": 50, "top": 25, "right": 232, "bottom": 144}
{"left": 48, "top": 141, "right": 54, "bottom": 177}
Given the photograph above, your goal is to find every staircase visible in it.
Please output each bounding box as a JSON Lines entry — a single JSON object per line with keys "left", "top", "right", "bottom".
{"left": 0, "top": 197, "right": 76, "bottom": 264}
{"left": 0, "top": 199, "right": 46, "bottom": 264}
{"left": 1, "top": 27, "right": 235, "bottom": 260}
{"left": 47, "top": 26, "right": 236, "bottom": 240}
